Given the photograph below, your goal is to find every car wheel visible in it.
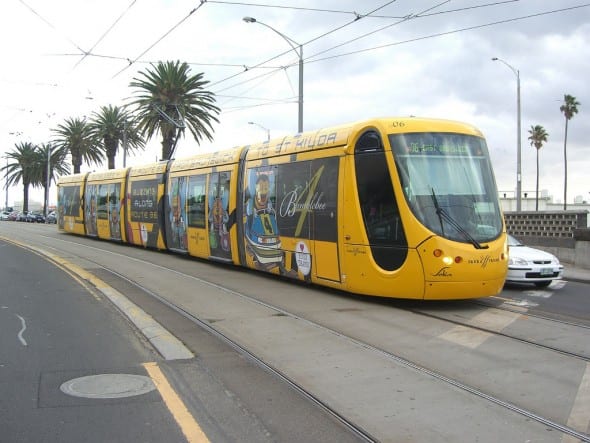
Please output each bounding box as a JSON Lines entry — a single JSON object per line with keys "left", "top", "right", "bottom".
{"left": 534, "top": 281, "right": 552, "bottom": 288}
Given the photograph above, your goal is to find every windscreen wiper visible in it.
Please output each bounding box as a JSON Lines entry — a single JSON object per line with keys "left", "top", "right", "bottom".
{"left": 431, "top": 189, "right": 488, "bottom": 250}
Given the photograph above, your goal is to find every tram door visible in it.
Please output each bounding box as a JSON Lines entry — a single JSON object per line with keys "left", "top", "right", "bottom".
{"left": 207, "top": 171, "right": 232, "bottom": 261}
{"left": 354, "top": 131, "right": 408, "bottom": 271}
{"left": 310, "top": 157, "right": 340, "bottom": 282}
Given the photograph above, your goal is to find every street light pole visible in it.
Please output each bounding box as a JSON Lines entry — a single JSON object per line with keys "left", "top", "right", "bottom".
{"left": 248, "top": 121, "right": 270, "bottom": 141}
{"left": 45, "top": 146, "right": 51, "bottom": 218}
{"left": 243, "top": 16, "right": 303, "bottom": 133}
{"left": 492, "top": 57, "right": 522, "bottom": 212}
{"left": 4, "top": 156, "right": 8, "bottom": 210}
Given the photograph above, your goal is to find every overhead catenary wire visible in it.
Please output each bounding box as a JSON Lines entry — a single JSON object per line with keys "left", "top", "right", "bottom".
{"left": 210, "top": 2, "right": 590, "bottom": 104}
{"left": 17, "top": 0, "right": 88, "bottom": 55}
{"left": 8, "top": 1, "right": 590, "bottom": 123}
{"left": 208, "top": 0, "right": 522, "bottom": 100}
{"left": 73, "top": 0, "right": 138, "bottom": 69}
{"left": 112, "top": 2, "right": 207, "bottom": 79}
{"left": 304, "top": 3, "right": 590, "bottom": 65}
{"left": 205, "top": 0, "right": 520, "bottom": 20}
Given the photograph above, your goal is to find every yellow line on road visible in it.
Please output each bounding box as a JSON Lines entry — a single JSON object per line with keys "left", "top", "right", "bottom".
{"left": 143, "top": 362, "right": 210, "bottom": 443}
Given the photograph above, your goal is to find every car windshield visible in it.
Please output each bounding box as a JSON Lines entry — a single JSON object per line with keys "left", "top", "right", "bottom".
{"left": 507, "top": 235, "right": 524, "bottom": 247}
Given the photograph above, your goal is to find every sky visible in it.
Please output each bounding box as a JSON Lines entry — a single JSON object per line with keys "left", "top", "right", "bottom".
{"left": 1, "top": 0, "right": 589, "bottom": 208}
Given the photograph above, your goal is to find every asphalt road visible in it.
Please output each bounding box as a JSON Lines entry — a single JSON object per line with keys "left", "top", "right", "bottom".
{"left": 2, "top": 222, "right": 589, "bottom": 442}
{"left": 0, "top": 239, "right": 188, "bottom": 442}
{"left": 0, "top": 233, "right": 364, "bottom": 443}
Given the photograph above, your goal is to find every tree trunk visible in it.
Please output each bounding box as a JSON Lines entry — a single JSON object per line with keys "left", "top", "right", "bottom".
{"left": 43, "top": 184, "right": 49, "bottom": 216}
{"left": 23, "top": 183, "right": 29, "bottom": 212}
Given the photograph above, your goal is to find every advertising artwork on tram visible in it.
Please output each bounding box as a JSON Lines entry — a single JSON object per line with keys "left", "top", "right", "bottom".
{"left": 128, "top": 178, "right": 161, "bottom": 248}
{"left": 84, "top": 184, "right": 98, "bottom": 237}
{"left": 243, "top": 157, "right": 339, "bottom": 282}
{"left": 208, "top": 172, "right": 232, "bottom": 260}
{"left": 244, "top": 167, "right": 283, "bottom": 271}
{"left": 167, "top": 176, "right": 188, "bottom": 251}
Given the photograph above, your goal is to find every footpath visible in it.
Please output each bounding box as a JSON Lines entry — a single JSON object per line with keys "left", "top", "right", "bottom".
{"left": 563, "top": 263, "right": 590, "bottom": 283}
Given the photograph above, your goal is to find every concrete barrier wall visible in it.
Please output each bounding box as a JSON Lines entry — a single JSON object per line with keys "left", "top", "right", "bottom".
{"left": 575, "top": 240, "right": 590, "bottom": 269}
{"left": 506, "top": 212, "right": 589, "bottom": 269}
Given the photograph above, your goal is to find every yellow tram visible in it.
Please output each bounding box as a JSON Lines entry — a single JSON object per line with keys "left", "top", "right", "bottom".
{"left": 57, "top": 117, "right": 508, "bottom": 300}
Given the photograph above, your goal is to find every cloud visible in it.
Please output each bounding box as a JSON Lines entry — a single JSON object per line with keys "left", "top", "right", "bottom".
{"left": 2, "top": 0, "right": 589, "bottom": 207}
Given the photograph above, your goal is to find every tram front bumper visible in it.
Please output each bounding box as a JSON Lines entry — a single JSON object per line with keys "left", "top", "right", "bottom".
{"left": 423, "top": 277, "right": 506, "bottom": 300}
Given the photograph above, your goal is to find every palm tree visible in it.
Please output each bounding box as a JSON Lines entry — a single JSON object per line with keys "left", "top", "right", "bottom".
{"left": 89, "top": 105, "right": 145, "bottom": 169}
{"left": 53, "top": 117, "right": 104, "bottom": 173}
{"left": 128, "top": 60, "right": 220, "bottom": 161}
{"left": 559, "top": 94, "right": 580, "bottom": 210}
{"left": 527, "top": 125, "right": 548, "bottom": 211}
{"left": 1, "top": 142, "right": 39, "bottom": 212}
{"left": 35, "top": 143, "right": 71, "bottom": 216}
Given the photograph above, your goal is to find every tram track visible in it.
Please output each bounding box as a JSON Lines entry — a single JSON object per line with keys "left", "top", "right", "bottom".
{"left": 406, "top": 304, "right": 590, "bottom": 362}
{"left": 8, "top": 229, "right": 590, "bottom": 442}
{"left": 96, "top": 263, "right": 589, "bottom": 443}
{"left": 57, "top": 243, "right": 589, "bottom": 443}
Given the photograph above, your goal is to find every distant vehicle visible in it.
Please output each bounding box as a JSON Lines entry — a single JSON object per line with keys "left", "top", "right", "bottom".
{"left": 46, "top": 211, "right": 57, "bottom": 224}
{"left": 0, "top": 211, "right": 10, "bottom": 221}
{"left": 7, "top": 211, "right": 18, "bottom": 221}
{"left": 26, "top": 212, "right": 45, "bottom": 223}
{"left": 506, "top": 235, "right": 564, "bottom": 287}
{"left": 16, "top": 211, "right": 28, "bottom": 222}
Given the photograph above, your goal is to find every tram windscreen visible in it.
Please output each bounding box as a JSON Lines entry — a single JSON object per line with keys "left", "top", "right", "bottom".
{"left": 389, "top": 132, "right": 503, "bottom": 243}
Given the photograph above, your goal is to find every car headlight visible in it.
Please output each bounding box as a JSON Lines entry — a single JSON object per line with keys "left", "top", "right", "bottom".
{"left": 508, "top": 257, "right": 529, "bottom": 266}
{"left": 551, "top": 256, "right": 560, "bottom": 265}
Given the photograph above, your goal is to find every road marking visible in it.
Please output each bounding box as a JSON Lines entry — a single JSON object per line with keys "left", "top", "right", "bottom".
{"left": 562, "top": 362, "right": 590, "bottom": 443}
{"left": 552, "top": 280, "right": 567, "bottom": 290}
{"left": 143, "top": 362, "right": 210, "bottom": 443}
{"left": 0, "top": 235, "right": 193, "bottom": 361}
{"left": 523, "top": 289, "right": 553, "bottom": 298}
{"left": 15, "top": 314, "right": 27, "bottom": 346}
{"left": 438, "top": 325, "right": 491, "bottom": 349}
{"left": 439, "top": 309, "right": 521, "bottom": 349}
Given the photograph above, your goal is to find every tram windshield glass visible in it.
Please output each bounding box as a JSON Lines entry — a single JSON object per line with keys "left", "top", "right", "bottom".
{"left": 389, "top": 132, "right": 503, "bottom": 244}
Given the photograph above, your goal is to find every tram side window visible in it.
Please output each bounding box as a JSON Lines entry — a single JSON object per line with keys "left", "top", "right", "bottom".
{"left": 109, "top": 184, "right": 119, "bottom": 215}
{"left": 97, "top": 184, "right": 108, "bottom": 219}
{"left": 187, "top": 174, "right": 206, "bottom": 228}
{"left": 61, "top": 185, "right": 81, "bottom": 216}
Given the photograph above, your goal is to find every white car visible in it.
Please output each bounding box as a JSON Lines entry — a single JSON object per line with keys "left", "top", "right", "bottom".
{"left": 506, "top": 235, "right": 564, "bottom": 287}
{"left": 0, "top": 211, "right": 10, "bottom": 220}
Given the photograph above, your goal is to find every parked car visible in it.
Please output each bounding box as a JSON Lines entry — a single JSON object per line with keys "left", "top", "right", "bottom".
{"left": 0, "top": 211, "right": 10, "bottom": 221}
{"left": 506, "top": 235, "right": 564, "bottom": 287}
{"left": 16, "top": 211, "right": 28, "bottom": 222}
{"left": 26, "top": 212, "right": 45, "bottom": 223}
{"left": 46, "top": 211, "right": 57, "bottom": 224}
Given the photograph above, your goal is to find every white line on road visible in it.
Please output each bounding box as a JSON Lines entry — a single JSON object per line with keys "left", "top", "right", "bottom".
{"left": 15, "top": 314, "right": 27, "bottom": 346}
{"left": 438, "top": 309, "right": 522, "bottom": 349}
